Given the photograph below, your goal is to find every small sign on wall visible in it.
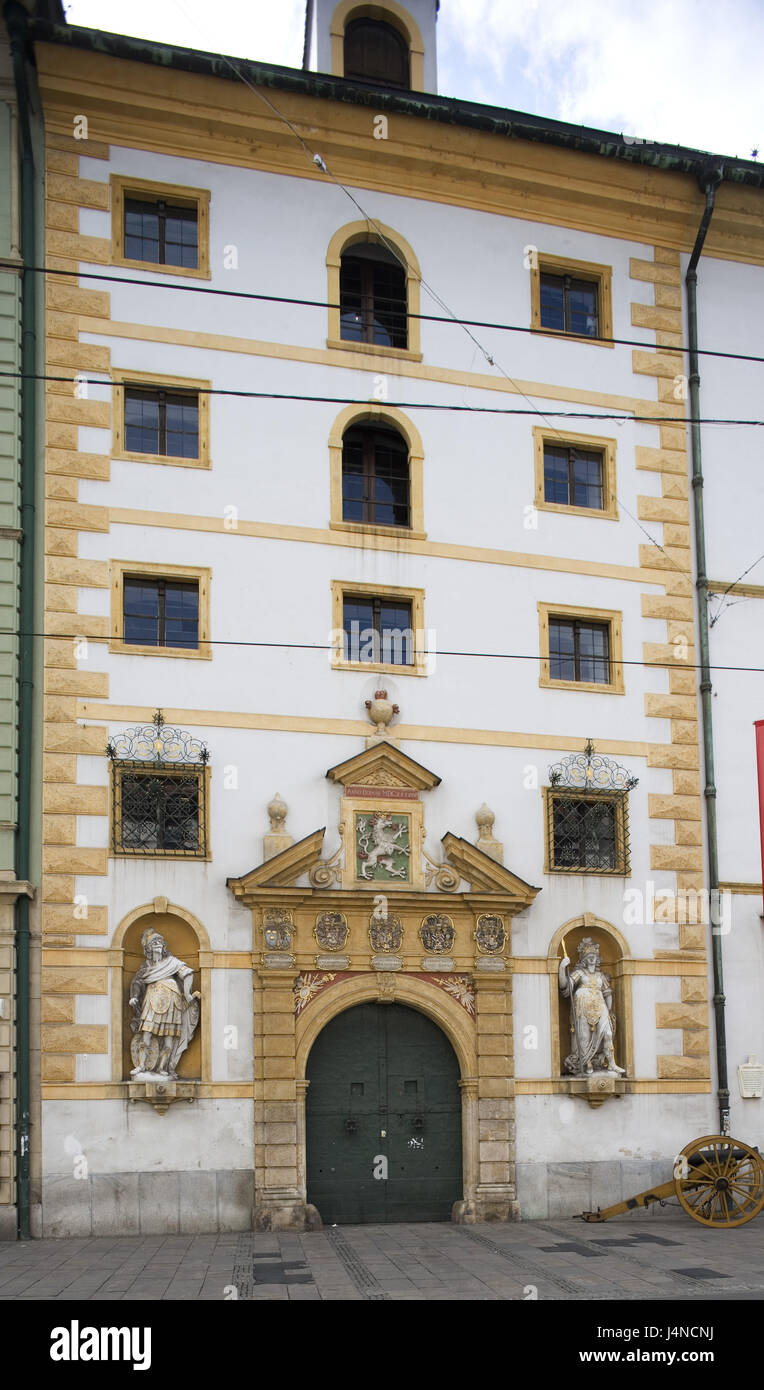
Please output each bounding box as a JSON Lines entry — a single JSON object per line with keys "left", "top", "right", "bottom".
{"left": 738, "top": 1056, "right": 764, "bottom": 1098}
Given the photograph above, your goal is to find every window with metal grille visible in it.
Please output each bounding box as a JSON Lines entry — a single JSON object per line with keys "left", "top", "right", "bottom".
{"left": 123, "top": 577, "right": 199, "bottom": 650}
{"left": 540, "top": 272, "right": 599, "bottom": 337}
{"left": 344, "top": 17, "right": 410, "bottom": 88}
{"left": 549, "top": 617, "right": 610, "bottom": 684}
{"left": 543, "top": 443, "right": 604, "bottom": 510}
{"left": 340, "top": 243, "right": 408, "bottom": 348}
{"left": 124, "top": 387, "right": 199, "bottom": 459}
{"left": 343, "top": 594, "right": 413, "bottom": 666}
{"left": 548, "top": 791, "right": 629, "bottom": 874}
{"left": 342, "top": 424, "right": 410, "bottom": 527}
{"left": 124, "top": 195, "right": 199, "bottom": 268}
{"left": 113, "top": 765, "right": 207, "bottom": 857}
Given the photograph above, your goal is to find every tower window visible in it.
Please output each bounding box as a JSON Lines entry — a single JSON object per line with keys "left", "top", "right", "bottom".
{"left": 340, "top": 242, "right": 408, "bottom": 349}
{"left": 344, "top": 17, "right": 410, "bottom": 88}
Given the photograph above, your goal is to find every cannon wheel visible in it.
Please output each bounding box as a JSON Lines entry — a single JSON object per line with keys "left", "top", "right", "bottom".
{"left": 675, "top": 1135, "right": 764, "bottom": 1227}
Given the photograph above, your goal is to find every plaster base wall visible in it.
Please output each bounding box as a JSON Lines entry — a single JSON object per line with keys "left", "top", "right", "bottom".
{"left": 41, "top": 1168, "right": 254, "bottom": 1237}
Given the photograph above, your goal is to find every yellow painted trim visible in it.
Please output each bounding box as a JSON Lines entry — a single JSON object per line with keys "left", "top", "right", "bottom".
{"left": 36, "top": 50, "right": 764, "bottom": 267}
{"left": 532, "top": 425, "right": 617, "bottom": 520}
{"left": 708, "top": 581, "right": 764, "bottom": 600}
{"left": 79, "top": 315, "right": 648, "bottom": 413}
{"left": 718, "top": 881, "right": 763, "bottom": 895}
{"left": 42, "top": 1083, "right": 253, "bottom": 1099}
{"left": 328, "top": 400, "right": 425, "bottom": 536}
{"left": 111, "top": 368, "right": 211, "bottom": 469}
{"left": 538, "top": 601, "right": 625, "bottom": 694}
{"left": 331, "top": 577, "right": 427, "bottom": 675}
{"left": 530, "top": 253, "right": 614, "bottom": 347}
{"left": 105, "top": 505, "right": 660, "bottom": 585}
{"left": 110, "top": 174, "right": 210, "bottom": 279}
{"left": 76, "top": 700, "right": 653, "bottom": 756}
{"left": 326, "top": 218, "right": 422, "bottom": 357}
{"left": 514, "top": 1079, "right": 710, "bottom": 1094}
{"left": 329, "top": 0, "right": 426, "bottom": 91}
{"left": 109, "top": 558, "right": 212, "bottom": 660}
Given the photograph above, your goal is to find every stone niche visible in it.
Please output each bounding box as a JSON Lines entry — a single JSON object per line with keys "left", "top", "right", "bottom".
{"left": 121, "top": 910, "right": 202, "bottom": 1082}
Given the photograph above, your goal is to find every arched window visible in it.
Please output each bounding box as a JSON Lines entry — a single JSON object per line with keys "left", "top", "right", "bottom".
{"left": 340, "top": 241, "right": 408, "bottom": 349}
{"left": 342, "top": 421, "right": 410, "bottom": 528}
{"left": 344, "top": 16, "right": 410, "bottom": 88}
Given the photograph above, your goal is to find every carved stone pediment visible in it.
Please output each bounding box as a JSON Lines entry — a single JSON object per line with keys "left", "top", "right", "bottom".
{"left": 227, "top": 828, "right": 326, "bottom": 896}
{"left": 440, "top": 834, "right": 541, "bottom": 905}
{"left": 326, "top": 742, "right": 441, "bottom": 794}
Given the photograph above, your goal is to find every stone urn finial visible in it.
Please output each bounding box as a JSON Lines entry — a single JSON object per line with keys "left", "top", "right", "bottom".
{"left": 267, "top": 792, "right": 288, "bottom": 832}
{"left": 364, "top": 690, "right": 399, "bottom": 744}
{"left": 475, "top": 803, "right": 504, "bottom": 864}
{"left": 264, "top": 792, "right": 292, "bottom": 860}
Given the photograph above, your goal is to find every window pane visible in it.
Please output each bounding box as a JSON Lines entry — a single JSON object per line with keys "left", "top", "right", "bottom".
{"left": 553, "top": 797, "right": 616, "bottom": 870}
{"left": 124, "top": 199, "right": 160, "bottom": 263}
{"left": 165, "top": 393, "right": 199, "bottom": 458}
{"left": 123, "top": 580, "right": 160, "bottom": 646}
{"left": 543, "top": 446, "right": 570, "bottom": 504}
{"left": 120, "top": 774, "right": 161, "bottom": 849}
{"left": 371, "top": 261, "right": 407, "bottom": 348}
{"left": 163, "top": 206, "right": 199, "bottom": 269}
{"left": 125, "top": 390, "right": 161, "bottom": 454}
{"left": 163, "top": 582, "right": 199, "bottom": 648}
{"left": 343, "top": 599, "right": 375, "bottom": 661}
{"left": 578, "top": 623, "right": 610, "bottom": 683}
{"left": 539, "top": 274, "right": 565, "bottom": 332}
{"left": 571, "top": 450, "right": 604, "bottom": 509}
{"left": 160, "top": 775, "right": 200, "bottom": 849}
{"left": 549, "top": 619, "right": 576, "bottom": 681}
{"left": 339, "top": 258, "right": 364, "bottom": 341}
{"left": 380, "top": 601, "right": 412, "bottom": 665}
{"left": 568, "top": 279, "right": 599, "bottom": 336}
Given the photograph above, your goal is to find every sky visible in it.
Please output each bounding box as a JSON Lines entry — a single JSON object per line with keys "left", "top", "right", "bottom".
{"left": 62, "top": 0, "right": 763, "bottom": 161}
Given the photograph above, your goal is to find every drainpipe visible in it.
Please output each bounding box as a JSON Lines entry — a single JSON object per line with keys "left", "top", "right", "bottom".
{"left": 685, "top": 161, "right": 728, "bottom": 1135}
{"left": 5, "top": 0, "right": 37, "bottom": 1239}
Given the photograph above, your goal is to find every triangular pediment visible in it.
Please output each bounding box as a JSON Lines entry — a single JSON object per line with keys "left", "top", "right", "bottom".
{"left": 326, "top": 742, "right": 441, "bottom": 793}
{"left": 227, "top": 827, "right": 326, "bottom": 893}
{"left": 440, "top": 833, "right": 541, "bottom": 902}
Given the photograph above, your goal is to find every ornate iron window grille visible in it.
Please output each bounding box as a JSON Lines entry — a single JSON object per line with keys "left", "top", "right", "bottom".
{"left": 546, "top": 740, "right": 637, "bottom": 875}
{"left": 107, "top": 711, "right": 209, "bottom": 858}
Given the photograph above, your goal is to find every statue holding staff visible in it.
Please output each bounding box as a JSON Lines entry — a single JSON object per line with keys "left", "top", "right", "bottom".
{"left": 558, "top": 936, "right": 625, "bottom": 1077}
{"left": 129, "top": 929, "right": 200, "bottom": 1078}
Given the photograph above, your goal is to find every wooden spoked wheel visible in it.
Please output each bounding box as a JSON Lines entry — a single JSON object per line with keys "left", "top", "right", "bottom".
{"left": 675, "top": 1135, "right": 764, "bottom": 1227}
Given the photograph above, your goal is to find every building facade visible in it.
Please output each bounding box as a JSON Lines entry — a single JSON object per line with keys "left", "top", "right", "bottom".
{"left": 6, "top": 0, "right": 764, "bottom": 1234}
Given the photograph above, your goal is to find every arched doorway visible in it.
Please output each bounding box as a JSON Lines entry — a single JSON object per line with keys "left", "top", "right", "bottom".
{"left": 306, "top": 1002, "right": 463, "bottom": 1224}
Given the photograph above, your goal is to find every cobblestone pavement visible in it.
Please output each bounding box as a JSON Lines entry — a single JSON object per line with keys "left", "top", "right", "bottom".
{"left": 1, "top": 1213, "right": 763, "bottom": 1300}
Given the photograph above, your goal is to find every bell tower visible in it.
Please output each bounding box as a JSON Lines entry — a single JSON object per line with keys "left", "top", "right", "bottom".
{"left": 303, "top": 0, "right": 439, "bottom": 94}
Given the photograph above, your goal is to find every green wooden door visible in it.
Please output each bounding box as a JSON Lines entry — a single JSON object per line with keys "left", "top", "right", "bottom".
{"left": 306, "top": 1001, "right": 462, "bottom": 1224}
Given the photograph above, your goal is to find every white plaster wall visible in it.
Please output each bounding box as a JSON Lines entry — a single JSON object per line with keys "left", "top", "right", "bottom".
{"left": 515, "top": 1091, "right": 718, "bottom": 1165}
{"left": 42, "top": 1099, "right": 254, "bottom": 1177}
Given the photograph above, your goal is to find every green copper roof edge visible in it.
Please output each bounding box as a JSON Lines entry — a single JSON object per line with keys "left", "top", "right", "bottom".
{"left": 30, "top": 19, "right": 764, "bottom": 189}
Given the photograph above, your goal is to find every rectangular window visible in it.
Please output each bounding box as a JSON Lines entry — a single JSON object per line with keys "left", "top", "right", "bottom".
{"left": 543, "top": 444, "right": 604, "bottom": 510}
{"left": 331, "top": 580, "right": 426, "bottom": 675}
{"left": 549, "top": 617, "right": 610, "bottom": 685}
{"left": 530, "top": 255, "right": 613, "bottom": 346}
{"left": 540, "top": 272, "right": 599, "bottom": 337}
{"left": 538, "top": 603, "right": 624, "bottom": 694}
{"left": 124, "top": 196, "right": 199, "bottom": 269}
{"left": 123, "top": 576, "right": 199, "bottom": 650}
{"left": 110, "top": 561, "right": 212, "bottom": 660}
{"left": 533, "top": 428, "right": 616, "bottom": 519}
{"left": 545, "top": 790, "right": 629, "bottom": 875}
{"left": 110, "top": 176, "right": 210, "bottom": 279}
{"left": 124, "top": 387, "right": 200, "bottom": 460}
{"left": 343, "top": 594, "right": 413, "bottom": 666}
{"left": 113, "top": 765, "right": 208, "bottom": 857}
{"left": 113, "top": 371, "right": 210, "bottom": 468}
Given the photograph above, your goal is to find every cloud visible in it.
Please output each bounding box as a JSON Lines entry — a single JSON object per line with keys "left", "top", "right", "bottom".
{"left": 438, "top": 0, "right": 764, "bottom": 157}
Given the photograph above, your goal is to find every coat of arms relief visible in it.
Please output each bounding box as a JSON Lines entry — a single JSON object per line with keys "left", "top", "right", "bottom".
{"left": 354, "top": 810, "right": 412, "bottom": 882}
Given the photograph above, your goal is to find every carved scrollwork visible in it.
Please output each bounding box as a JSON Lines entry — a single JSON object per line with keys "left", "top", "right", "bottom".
{"left": 423, "top": 848, "right": 460, "bottom": 892}
{"left": 308, "top": 835, "right": 344, "bottom": 888}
